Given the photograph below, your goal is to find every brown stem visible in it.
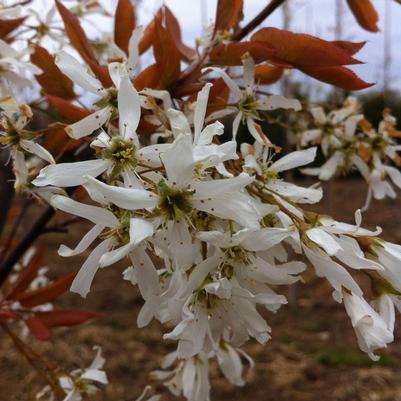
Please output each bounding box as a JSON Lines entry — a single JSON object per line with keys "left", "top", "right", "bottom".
{"left": 233, "top": 0, "right": 287, "bottom": 40}
{"left": 1, "top": 324, "right": 64, "bottom": 400}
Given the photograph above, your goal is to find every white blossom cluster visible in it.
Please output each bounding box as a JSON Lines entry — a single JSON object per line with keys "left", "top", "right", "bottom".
{"left": 2, "top": 23, "right": 401, "bottom": 401}
{"left": 299, "top": 97, "right": 401, "bottom": 210}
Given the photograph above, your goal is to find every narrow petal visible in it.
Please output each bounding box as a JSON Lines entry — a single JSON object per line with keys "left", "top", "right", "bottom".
{"left": 20, "top": 140, "right": 55, "bottom": 164}
{"left": 65, "top": 107, "right": 112, "bottom": 139}
{"left": 194, "top": 83, "right": 212, "bottom": 145}
{"left": 270, "top": 147, "right": 317, "bottom": 173}
{"left": 85, "top": 176, "right": 158, "bottom": 210}
{"left": 55, "top": 51, "right": 104, "bottom": 94}
{"left": 33, "top": 159, "right": 109, "bottom": 187}
{"left": 50, "top": 195, "right": 119, "bottom": 227}
{"left": 70, "top": 238, "right": 113, "bottom": 297}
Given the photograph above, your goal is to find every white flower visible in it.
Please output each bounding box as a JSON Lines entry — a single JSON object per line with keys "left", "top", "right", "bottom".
{"left": 84, "top": 134, "right": 260, "bottom": 229}
{"left": 50, "top": 194, "right": 154, "bottom": 297}
{"left": 204, "top": 54, "right": 301, "bottom": 144}
{"left": 58, "top": 346, "right": 108, "bottom": 401}
{"left": 152, "top": 352, "right": 210, "bottom": 401}
{"left": 241, "top": 143, "right": 322, "bottom": 204}
{"left": 0, "top": 40, "right": 42, "bottom": 96}
{"left": 343, "top": 292, "right": 393, "bottom": 360}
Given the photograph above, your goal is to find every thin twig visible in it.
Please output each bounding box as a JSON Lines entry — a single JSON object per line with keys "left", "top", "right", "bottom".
{"left": 233, "top": 0, "right": 287, "bottom": 40}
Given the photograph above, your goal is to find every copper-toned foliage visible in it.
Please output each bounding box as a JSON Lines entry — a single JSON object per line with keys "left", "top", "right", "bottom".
{"left": 252, "top": 27, "right": 362, "bottom": 67}
{"left": 163, "top": 5, "right": 195, "bottom": 61}
{"left": 114, "top": 0, "right": 136, "bottom": 54}
{"left": 15, "top": 272, "right": 76, "bottom": 308}
{"left": 55, "top": 0, "right": 96, "bottom": 62}
{"left": 153, "top": 21, "right": 181, "bottom": 89}
{"left": 214, "top": 0, "right": 243, "bottom": 34}
{"left": 251, "top": 27, "right": 372, "bottom": 90}
{"left": 0, "top": 16, "right": 26, "bottom": 40}
{"left": 254, "top": 64, "right": 284, "bottom": 85}
{"left": 209, "top": 41, "right": 275, "bottom": 66}
{"left": 31, "top": 45, "right": 75, "bottom": 99}
{"left": 347, "top": 0, "right": 379, "bottom": 32}
{"left": 34, "top": 310, "right": 100, "bottom": 328}
{"left": 300, "top": 65, "right": 374, "bottom": 91}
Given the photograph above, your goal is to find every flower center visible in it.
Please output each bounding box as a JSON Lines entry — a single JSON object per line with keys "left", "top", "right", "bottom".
{"left": 238, "top": 94, "right": 259, "bottom": 118}
{"left": 157, "top": 179, "right": 193, "bottom": 221}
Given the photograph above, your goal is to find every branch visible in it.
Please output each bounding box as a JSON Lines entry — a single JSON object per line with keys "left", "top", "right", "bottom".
{"left": 233, "top": 0, "right": 287, "bottom": 41}
{"left": 0, "top": 205, "right": 55, "bottom": 286}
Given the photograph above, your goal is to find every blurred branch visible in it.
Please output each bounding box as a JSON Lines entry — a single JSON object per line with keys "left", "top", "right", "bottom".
{"left": 0, "top": 165, "right": 15, "bottom": 241}
{"left": 233, "top": 0, "right": 287, "bottom": 40}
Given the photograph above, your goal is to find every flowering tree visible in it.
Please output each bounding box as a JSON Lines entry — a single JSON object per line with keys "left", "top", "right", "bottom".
{"left": 0, "top": 0, "right": 400, "bottom": 400}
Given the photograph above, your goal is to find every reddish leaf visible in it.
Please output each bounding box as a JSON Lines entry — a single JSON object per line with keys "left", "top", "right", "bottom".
{"left": 153, "top": 22, "right": 180, "bottom": 89}
{"left": 16, "top": 272, "right": 76, "bottom": 308}
{"left": 214, "top": 0, "right": 243, "bottom": 34}
{"left": 255, "top": 64, "right": 284, "bottom": 85}
{"left": 42, "top": 125, "right": 82, "bottom": 155}
{"left": 251, "top": 28, "right": 363, "bottom": 68}
{"left": 209, "top": 41, "right": 275, "bottom": 66}
{"left": 86, "top": 58, "right": 113, "bottom": 88}
{"left": 134, "top": 64, "right": 161, "bottom": 90}
{"left": 347, "top": 0, "right": 379, "bottom": 32}
{"left": 114, "top": 0, "right": 136, "bottom": 54}
{"left": 331, "top": 40, "right": 366, "bottom": 56}
{"left": 25, "top": 317, "right": 49, "bottom": 341}
{"left": 47, "top": 95, "right": 91, "bottom": 122}
{"left": 164, "top": 5, "right": 195, "bottom": 61}
{"left": 0, "top": 309, "right": 17, "bottom": 320}
{"left": 138, "top": 9, "right": 163, "bottom": 55}
{"left": 55, "top": 0, "right": 96, "bottom": 62}
{"left": 34, "top": 310, "right": 100, "bottom": 328}
{"left": 300, "top": 65, "right": 375, "bottom": 91}
{"left": 0, "top": 16, "right": 26, "bottom": 39}
{"left": 6, "top": 248, "right": 45, "bottom": 300}
{"left": 207, "top": 78, "right": 229, "bottom": 114}
{"left": 30, "top": 45, "right": 75, "bottom": 99}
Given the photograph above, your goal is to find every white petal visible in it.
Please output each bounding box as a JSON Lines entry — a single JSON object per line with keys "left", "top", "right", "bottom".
{"left": 84, "top": 176, "right": 158, "bottom": 210}
{"left": 70, "top": 238, "right": 113, "bottom": 297}
{"left": 33, "top": 159, "right": 110, "bottom": 187}
{"left": 270, "top": 147, "right": 317, "bottom": 173}
{"left": 19, "top": 140, "right": 55, "bottom": 164}
{"left": 118, "top": 73, "right": 141, "bottom": 144}
{"left": 258, "top": 95, "right": 301, "bottom": 112}
{"left": 161, "top": 134, "right": 194, "bottom": 188}
{"left": 306, "top": 228, "right": 342, "bottom": 256}
{"left": 65, "top": 107, "right": 112, "bottom": 139}
{"left": 50, "top": 195, "right": 119, "bottom": 227}
{"left": 55, "top": 51, "right": 104, "bottom": 94}
{"left": 59, "top": 224, "right": 104, "bottom": 257}
{"left": 194, "top": 83, "right": 212, "bottom": 145}
{"left": 127, "top": 26, "right": 143, "bottom": 72}
{"left": 203, "top": 67, "right": 242, "bottom": 100}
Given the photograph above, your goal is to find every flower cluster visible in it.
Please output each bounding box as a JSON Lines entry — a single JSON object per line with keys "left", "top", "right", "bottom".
{"left": 299, "top": 97, "right": 401, "bottom": 209}
{"left": 23, "top": 45, "right": 401, "bottom": 401}
{"left": 0, "top": 1, "right": 400, "bottom": 400}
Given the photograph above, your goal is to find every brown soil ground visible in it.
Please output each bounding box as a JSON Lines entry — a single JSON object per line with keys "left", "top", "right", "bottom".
{"left": 1, "top": 178, "right": 401, "bottom": 401}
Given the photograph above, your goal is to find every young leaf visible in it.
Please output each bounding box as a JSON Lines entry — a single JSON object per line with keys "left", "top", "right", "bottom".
{"left": 164, "top": 5, "right": 195, "bottom": 61}
{"left": 209, "top": 41, "right": 275, "bottom": 66}
{"left": 254, "top": 64, "right": 284, "bottom": 84}
{"left": 331, "top": 40, "right": 366, "bottom": 56}
{"left": 138, "top": 9, "right": 163, "bottom": 55}
{"left": 47, "top": 95, "right": 91, "bottom": 122}
{"left": 134, "top": 64, "right": 161, "bottom": 90}
{"left": 214, "top": 0, "right": 243, "bottom": 35}
{"left": 25, "top": 317, "right": 49, "bottom": 341}
{"left": 34, "top": 310, "right": 100, "bottom": 328}
{"left": 55, "top": 0, "right": 97, "bottom": 62}
{"left": 0, "top": 16, "right": 26, "bottom": 39}
{"left": 6, "top": 248, "right": 45, "bottom": 300}
{"left": 347, "top": 0, "right": 379, "bottom": 32}
{"left": 16, "top": 272, "right": 76, "bottom": 308}
{"left": 251, "top": 27, "right": 363, "bottom": 68}
{"left": 300, "top": 65, "right": 375, "bottom": 91}
{"left": 153, "top": 21, "right": 180, "bottom": 89}
{"left": 114, "top": 0, "right": 136, "bottom": 54}
{"left": 30, "top": 45, "right": 75, "bottom": 99}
